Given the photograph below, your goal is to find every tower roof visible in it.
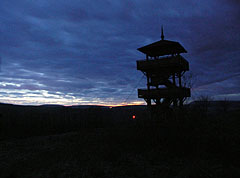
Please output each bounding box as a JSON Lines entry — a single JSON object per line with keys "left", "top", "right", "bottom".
{"left": 137, "top": 39, "right": 187, "bottom": 57}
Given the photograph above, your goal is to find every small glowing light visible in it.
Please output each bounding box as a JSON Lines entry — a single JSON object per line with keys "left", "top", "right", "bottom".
{"left": 132, "top": 115, "right": 136, "bottom": 119}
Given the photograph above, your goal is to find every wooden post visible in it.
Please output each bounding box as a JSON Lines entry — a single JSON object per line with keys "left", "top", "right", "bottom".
{"left": 178, "top": 72, "right": 182, "bottom": 88}
{"left": 179, "top": 72, "right": 183, "bottom": 107}
{"left": 172, "top": 73, "right": 177, "bottom": 107}
{"left": 179, "top": 98, "right": 183, "bottom": 107}
{"left": 146, "top": 55, "right": 151, "bottom": 106}
{"left": 173, "top": 73, "right": 176, "bottom": 85}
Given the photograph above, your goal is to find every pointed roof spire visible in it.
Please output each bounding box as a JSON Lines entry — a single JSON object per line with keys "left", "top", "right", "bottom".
{"left": 161, "top": 26, "right": 164, "bottom": 40}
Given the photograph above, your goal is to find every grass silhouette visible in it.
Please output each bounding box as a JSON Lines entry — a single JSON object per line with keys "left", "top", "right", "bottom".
{"left": 0, "top": 103, "right": 240, "bottom": 177}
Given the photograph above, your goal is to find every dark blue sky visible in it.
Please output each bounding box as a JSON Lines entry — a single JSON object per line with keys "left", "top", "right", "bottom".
{"left": 0, "top": 0, "right": 239, "bottom": 105}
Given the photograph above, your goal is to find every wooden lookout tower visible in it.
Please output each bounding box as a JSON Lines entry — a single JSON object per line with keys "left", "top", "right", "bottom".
{"left": 137, "top": 27, "right": 191, "bottom": 113}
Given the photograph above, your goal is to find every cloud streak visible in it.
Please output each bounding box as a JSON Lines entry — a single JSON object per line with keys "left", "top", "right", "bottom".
{"left": 0, "top": 0, "right": 239, "bottom": 105}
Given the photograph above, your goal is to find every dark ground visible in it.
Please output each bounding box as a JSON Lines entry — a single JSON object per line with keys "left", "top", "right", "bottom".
{"left": 0, "top": 104, "right": 240, "bottom": 177}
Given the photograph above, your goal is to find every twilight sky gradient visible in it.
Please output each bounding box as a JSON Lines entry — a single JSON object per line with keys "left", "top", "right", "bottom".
{"left": 0, "top": 0, "right": 240, "bottom": 106}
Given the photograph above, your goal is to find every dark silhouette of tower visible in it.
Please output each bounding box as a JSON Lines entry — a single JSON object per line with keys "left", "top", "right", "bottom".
{"left": 136, "top": 28, "right": 191, "bottom": 113}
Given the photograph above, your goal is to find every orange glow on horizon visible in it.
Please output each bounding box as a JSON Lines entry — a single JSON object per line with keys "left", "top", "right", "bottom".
{"left": 0, "top": 94, "right": 146, "bottom": 107}
{"left": 98, "top": 101, "right": 146, "bottom": 108}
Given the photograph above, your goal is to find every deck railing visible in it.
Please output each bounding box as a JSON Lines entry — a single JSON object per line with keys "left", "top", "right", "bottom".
{"left": 137, "top": 55, "right": 189, "bottom": 72}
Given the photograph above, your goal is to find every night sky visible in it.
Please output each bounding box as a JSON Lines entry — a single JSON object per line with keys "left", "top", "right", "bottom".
{"left": 0, "top": 0, "right": 239, "bottom": 106}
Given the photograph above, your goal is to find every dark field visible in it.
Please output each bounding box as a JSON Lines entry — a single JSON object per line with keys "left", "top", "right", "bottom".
{"left": 0, "top": 103, "right": 240, "bottom": 177}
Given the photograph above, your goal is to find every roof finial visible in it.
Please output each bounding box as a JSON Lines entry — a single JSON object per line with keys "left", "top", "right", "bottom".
{"left": 161, "top": 26, "right": 164, "bottom": 40}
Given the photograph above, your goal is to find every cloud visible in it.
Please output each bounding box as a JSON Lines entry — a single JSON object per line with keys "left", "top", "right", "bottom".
{"left": 0, "top": 0, "right": 239, "bottom": 105}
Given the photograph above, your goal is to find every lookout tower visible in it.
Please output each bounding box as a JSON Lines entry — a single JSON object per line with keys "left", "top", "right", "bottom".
{"left": 137, "top": 28, "right": 191, "bottom": 112}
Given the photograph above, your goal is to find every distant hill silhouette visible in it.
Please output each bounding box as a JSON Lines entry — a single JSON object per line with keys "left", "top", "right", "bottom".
{"left": 189, "top": 100, "right": 240, "bottom": 111}
{"left": 1, "top": 101, "right": 240, "bottom": 111}
{"left": 0, "top": 103, "right": 146, "bottom": 110}
{"left": 0, "top": 102, "right": 149, "bottom": 138}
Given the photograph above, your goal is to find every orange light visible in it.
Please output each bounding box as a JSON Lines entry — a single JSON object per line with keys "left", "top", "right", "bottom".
{"left": 132, "top": 115, "right": 136, "bottom": 119}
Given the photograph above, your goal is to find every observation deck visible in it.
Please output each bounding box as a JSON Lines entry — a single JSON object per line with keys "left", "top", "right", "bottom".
{"left": 137, "top": 55, "right": 189, "bottom": 73}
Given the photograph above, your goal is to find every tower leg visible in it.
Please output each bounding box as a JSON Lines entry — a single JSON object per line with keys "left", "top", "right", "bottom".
{"left": 178, "top": 72, "right": 182, "bottom": 88}
{"left": 172, "top": 73, "right": 177, "bottom": 107}
{"left": 147, "top": 99, "right": 151, "bottom": 106}
{"left": 179, "top": 98, "right": 183, "bottom": 107}
{"left": 173, "top": 73, "right": 176, "bottom": 85}
{"left": 173, "top": 98, "right": 177, "bottom": 107}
